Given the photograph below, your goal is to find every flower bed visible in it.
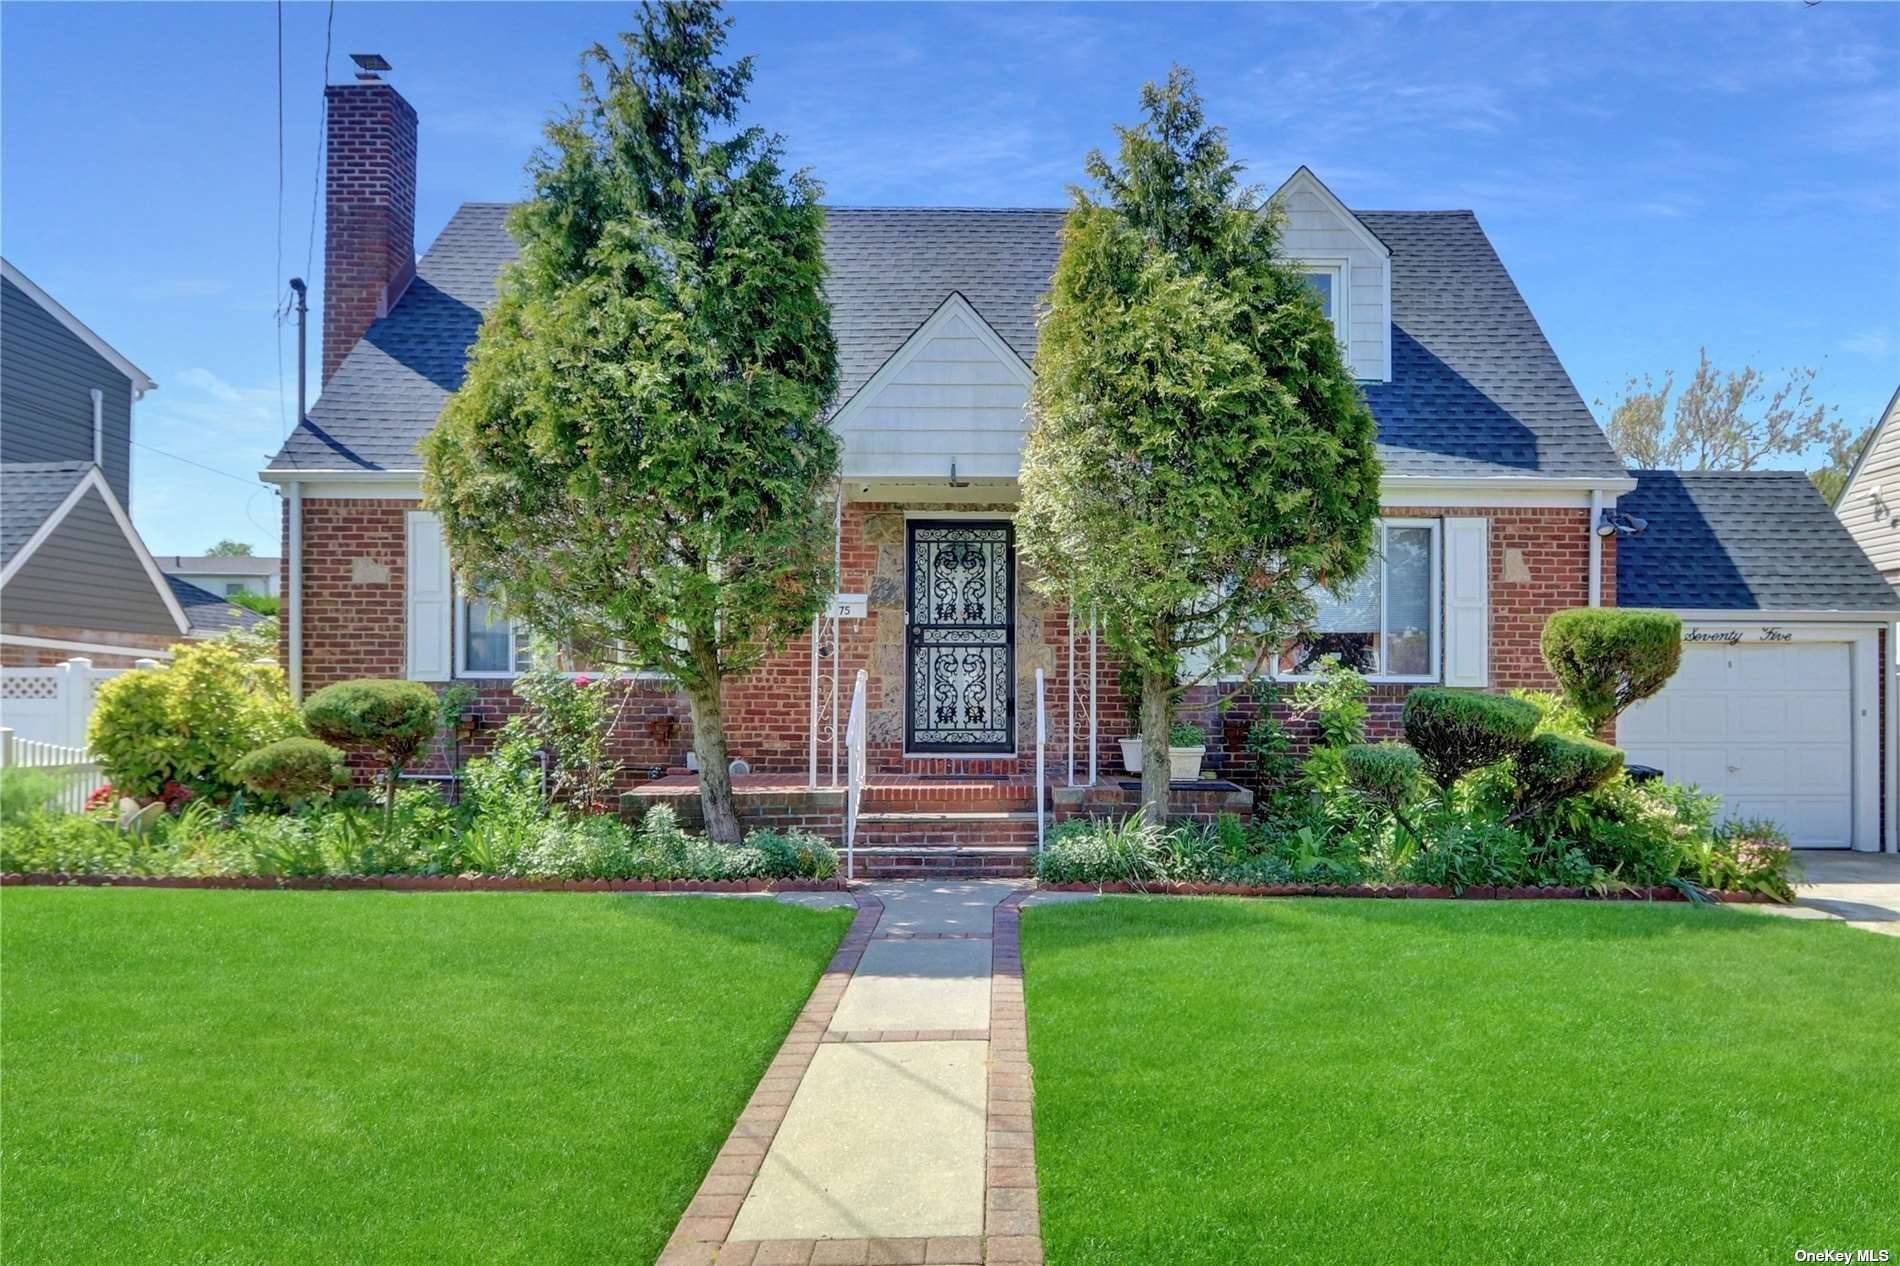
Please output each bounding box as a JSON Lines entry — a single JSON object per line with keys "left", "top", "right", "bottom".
{"left": 1035, "top": 878, "right": 1775, "bottom": 903}
{"left": 1, "top": 872, "right": 844, "bottom": 892}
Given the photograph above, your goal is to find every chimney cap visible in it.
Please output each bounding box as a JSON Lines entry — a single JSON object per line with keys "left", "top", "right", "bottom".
{"left": 350, "top": 52, "right": 392, "bottom": 80}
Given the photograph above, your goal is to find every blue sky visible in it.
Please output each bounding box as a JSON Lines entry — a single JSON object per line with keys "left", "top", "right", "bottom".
{"left": 4, "top": 1, "right": 1895, "bottom": 555}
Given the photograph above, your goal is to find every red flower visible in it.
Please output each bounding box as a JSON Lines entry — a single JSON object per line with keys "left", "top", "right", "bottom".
{"left": 84, "top": 783, "right": 114, "bottom": 812}
{"left": 573, "top": 675, "right": 592, "bottom": 689}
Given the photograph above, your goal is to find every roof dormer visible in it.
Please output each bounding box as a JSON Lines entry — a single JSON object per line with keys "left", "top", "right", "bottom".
{"left": 1269, "top": 167, "right": 1392, "bottom": 382}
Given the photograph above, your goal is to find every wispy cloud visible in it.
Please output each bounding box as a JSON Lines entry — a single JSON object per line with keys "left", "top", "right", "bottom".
{"left": 1841, "top": 329, "right": 1895, "bottom": 359}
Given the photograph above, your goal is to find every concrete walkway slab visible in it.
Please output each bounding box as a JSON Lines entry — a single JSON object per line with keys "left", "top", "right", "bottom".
{"left": 829, "top": 938, "right": 992, "bottom": 1033}
{"left": 726, "top": 1040, "right": 988, "bottom": 1242}
{"left": 861, "top": 880, "right": 1017, "bottom": 935}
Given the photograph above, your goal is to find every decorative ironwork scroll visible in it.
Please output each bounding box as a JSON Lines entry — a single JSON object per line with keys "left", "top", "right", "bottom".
{"left": 906, "top": 521, "right": 1014, "bottom": 752}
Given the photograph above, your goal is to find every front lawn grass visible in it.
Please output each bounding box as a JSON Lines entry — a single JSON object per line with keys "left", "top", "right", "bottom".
{"left": 1, "top": 888, "right": 851, "bottom": 1265}
{"left": 1022, "top": 898, "right": 1900, "bottom": 1265}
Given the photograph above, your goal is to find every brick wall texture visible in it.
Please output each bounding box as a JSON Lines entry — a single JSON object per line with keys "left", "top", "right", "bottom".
{"left": 284, "top": 499, "right": 1624, "bottom": 794}
{"left": 322, "top": 81, "right": 417, "bottom": 384}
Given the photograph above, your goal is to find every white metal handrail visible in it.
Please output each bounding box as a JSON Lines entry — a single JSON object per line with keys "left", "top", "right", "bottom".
{"left": 1034, "top": 667, "right": 1047, "bottom": 853}
{"left": 843, "top": 669, "right": 868, "bottom": 881}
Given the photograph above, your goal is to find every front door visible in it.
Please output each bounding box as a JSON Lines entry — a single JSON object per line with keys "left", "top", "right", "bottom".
{"left": 906, "top": 520, "right": 1015, "bottom": 753}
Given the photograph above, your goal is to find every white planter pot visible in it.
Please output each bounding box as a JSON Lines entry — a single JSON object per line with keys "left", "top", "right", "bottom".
{"left": 1119, "top": 736, "right": 1143, "bottom": 774}
{"left": 1169, "top": 745, "right": 1206, "bottom": 782}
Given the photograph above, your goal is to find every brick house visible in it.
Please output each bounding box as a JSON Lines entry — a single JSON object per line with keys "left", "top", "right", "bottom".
{"left": 265, "top": 73, "right": 1649, "bottom": 874}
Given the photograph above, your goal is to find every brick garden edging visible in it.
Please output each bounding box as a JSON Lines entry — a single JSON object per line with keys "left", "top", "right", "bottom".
{"left": 1036, "top": 880, "right": 1775, "bottom": 903}
{"left": 0, "top": 872, "right": 847, "bottom": 894}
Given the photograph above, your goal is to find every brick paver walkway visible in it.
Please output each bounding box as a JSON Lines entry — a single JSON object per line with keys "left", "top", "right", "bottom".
{"left": 656, "top": 881, "right": 1043, "bottom": 1266}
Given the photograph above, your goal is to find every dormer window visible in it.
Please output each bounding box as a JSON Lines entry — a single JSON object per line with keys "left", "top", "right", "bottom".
{"left": 1295, "top": 263, "right": 1348, "bottom": 344}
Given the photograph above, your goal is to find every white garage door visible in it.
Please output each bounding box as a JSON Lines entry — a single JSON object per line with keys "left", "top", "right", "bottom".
{"left": 1618, "top": 641, "right": 1854, "bottom": 848}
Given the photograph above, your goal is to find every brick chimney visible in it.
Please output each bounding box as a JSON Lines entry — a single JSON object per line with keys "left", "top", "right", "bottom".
{"left": 322, "top": 63, "right": 417, "bottom": 384}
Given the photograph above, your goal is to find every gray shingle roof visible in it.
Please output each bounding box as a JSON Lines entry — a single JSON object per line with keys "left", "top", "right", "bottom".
{"left": 1, "top": 461, "right": 93, "bottom": 564}
{"left": 267, "top": 203, "right": 1626, "bottom": 482}
{"left": 1357, "top": 212, "right": 1627, "bottom": 481}
{"left": 1617, "top": 469, "right": 1900, "bottom": 612}
{"left": 166, "top": 575, "right": 269, "bottom": 635}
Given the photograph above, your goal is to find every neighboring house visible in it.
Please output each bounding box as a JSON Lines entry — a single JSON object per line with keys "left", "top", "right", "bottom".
{"left": 154, "top": 555, "right": 282, "bottom": 599}
{"left": 1834, "top": 384, "right": 1900, "bottom": 595}
{"left": 261, "top": 74, "right": 1892, "bottom": 861}
{"left": 1617, "top": 470, "right": 1899, "bottom": 851}
{"left": 1, "top": 259, "right": 263, "bottom": 669}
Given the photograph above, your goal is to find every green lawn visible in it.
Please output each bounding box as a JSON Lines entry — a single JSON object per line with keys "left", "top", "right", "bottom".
{"left": 1, "top": 888, "right": 850, "bottom": 1265}
{"left": 1022, "top": 898, "right": 1900, "bottom": 1266}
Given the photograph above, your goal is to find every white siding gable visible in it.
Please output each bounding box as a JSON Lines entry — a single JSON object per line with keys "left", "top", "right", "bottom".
{"left": 832, "top": 292, "right": 1034, "bottom": 481}
{"left": 1836, "top": 386, "right": 1900, "bottom": 586}
{"left": 1269, "top": 167, "right": 1392, "bottom": 382}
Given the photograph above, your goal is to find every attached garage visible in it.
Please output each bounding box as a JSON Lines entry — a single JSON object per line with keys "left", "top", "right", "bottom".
{"left": 1616, "top": 470, "right": 1899, "bottom": 852}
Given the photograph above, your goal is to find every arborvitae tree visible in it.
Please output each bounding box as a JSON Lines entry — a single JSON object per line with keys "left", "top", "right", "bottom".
{"left": 1018, "top": 67, "right": 1381, "bottom": 823}
{"left": 422, "top": 1, "right": 839, "bottom": 840}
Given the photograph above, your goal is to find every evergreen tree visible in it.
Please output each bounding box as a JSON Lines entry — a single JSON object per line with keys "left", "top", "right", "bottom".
{"left": 1018, "top": 68, "right": 1381, "bottom": 822}
{"left": 422, "top": 1, "right": 839, "bottom": 840}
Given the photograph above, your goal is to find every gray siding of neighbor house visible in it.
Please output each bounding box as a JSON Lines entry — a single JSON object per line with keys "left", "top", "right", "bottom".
{"left": 3, "top": 487, "right": 179, "bottom": 636}
{"left": 1837, "top": 391, "right": 1900, "bottom": 587}
{"left": 1, "top": 276, "right": 134, "bottom": 505}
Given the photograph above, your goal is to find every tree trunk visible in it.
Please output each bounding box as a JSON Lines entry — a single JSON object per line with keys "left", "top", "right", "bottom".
{"left": 1139, "top": 667, "right": 1173, "bottom": 827}
{"left": 685, "top": 680, "right": 742, "bottom": 842}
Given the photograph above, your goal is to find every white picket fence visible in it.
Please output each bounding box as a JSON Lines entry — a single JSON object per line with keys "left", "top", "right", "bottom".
{"left": 0, "top": 729, "right": 106, "bottom": 812}
{"left": 0, "top": 655, "right": 156, "bottom": 813}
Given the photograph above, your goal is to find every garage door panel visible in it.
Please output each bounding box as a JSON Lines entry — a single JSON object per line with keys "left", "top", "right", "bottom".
{"left": 1786, "top": 693, "right": 1849, "bottom": 740}
{"left": 1616, "top": 640, "right": 1858, "bottom": 849}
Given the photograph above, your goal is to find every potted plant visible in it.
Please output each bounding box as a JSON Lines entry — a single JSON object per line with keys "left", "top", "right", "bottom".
{"left": 1168, "top": 720, "right": 1207, "bottom": 782}
{"left": 1117, "top": 665, "right": 1144, "bottom": 773}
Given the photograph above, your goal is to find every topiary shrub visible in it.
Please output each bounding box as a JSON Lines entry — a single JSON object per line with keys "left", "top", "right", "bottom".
{"left": 88, "top": 642, "right": 301, "bottom": 800}
{"left": 1511, "top": 733, "right": 1625, "bottom": 819}
{"left": 1540, "top": 608, "right": 1682, "bottom": 729}
{"left": 1401, "top": 688, "right": 1540, "bottom": 789}
{"left": 1341, "top": 743, "right": 1422, "bottom": 808}
{"left": 302, "top": 679, "right": 440, "bottom": 833}
{"left": 233, "top": 738, "right": 349, "bottom": 806}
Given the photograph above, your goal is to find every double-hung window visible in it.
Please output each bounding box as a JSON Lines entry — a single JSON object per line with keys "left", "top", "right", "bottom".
{"left": 458, "top": 591, "right": 531, "bottom": 677}
{"left": 1275, "top": 519, "right": 1439, "bottom": 682}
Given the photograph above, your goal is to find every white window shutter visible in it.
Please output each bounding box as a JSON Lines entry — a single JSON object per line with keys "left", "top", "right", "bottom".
{"left": 1443, "top": 517, "right": 1489, "bottom": 687}
{"left": 405, "top": 510, "right": 452, "bottom": 681}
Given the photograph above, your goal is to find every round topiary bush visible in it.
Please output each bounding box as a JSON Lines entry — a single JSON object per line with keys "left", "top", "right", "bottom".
{"left": 1512, "top": 732, "right": 1625, "bottom": 815}
{"left": 1401, "top": 688, "right": 1539, "bottom": 789}
{"left": 233, "top": 737, "right": 349, "bottom": 805}
{"left": 1540, "top": 608, "right": 1682, "bottom": 730}
{"left": 1341, "top": 742, "right": 1423, "bottom": 806}
{"left": 302, "top": 679, "right": 440, "bottom": 829}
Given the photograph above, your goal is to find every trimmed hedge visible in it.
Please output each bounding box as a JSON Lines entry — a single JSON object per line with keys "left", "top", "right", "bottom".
{"left": 1342, "top": 743, "right": 1423, "bottom": 807}
{"left": 303, "top": 680, "right": 440, "bottom": 757}
{"left": 1541, "top": 608, "right": 1682, "bottom": 728}
{"left": 1514, "top": 733, "right": 1625, "bottom": 811}
{"left": 233, "top": 738, "right": 349, "bottom": 804}
{"left": 1401, "top": 688, "right": 1539, "bottom": 788}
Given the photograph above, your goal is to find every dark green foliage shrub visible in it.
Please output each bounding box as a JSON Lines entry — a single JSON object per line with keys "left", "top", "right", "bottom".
{"left": 233, "top": 738, "right": 348, "bottom": 805}
{"left": 303, "top": 679, "right": 440, "bottom": 830}
{"left": 1401, "top": 688, "right": 1539, "bottom": 788}
{"left": 1402, "top": 819, "right": 1531, "bottom": 892}
{"left": 1514, "top": 733, "right": 1626, "bottom": 815}
{"left": 1541, "top": 608, "right": 1682, "bottom": 728}
{"left": 1341, "top": 743, "right": 1422, "bottom": 807}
